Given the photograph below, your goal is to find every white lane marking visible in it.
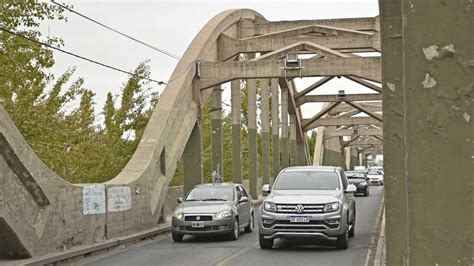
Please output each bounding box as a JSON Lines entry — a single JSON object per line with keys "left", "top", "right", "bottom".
{"left": 214, "top": 241, "right": 258, "bottom": 266}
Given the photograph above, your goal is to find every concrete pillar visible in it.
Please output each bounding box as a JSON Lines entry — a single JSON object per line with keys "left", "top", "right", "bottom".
{"left": 183, "top": 121, "right": 202, "bottom": 194}
{"left": 231, "top": 80, "right": 242, "bottom": 184}
{"left": 296, "top": 140, "right": 306, "bottom": 166}
{"left": 322, "top": 127, "right": 345, "bottom": 167}
{"left": 271, "top": 78, "right": 280, "bottom": 180}
{"left": 289, "top": 114, "right": 297, "bottom": 166}
{"left": 349, "top": 147, "right": 358, "bottom": 170}
{"left": 260, "top": 79, "right": 271, "bottom": 185}
{"left": 211, "top": 86, "right": 223, "bottom": 178}
{"left": 381, "top": 0, "right": 472, "bottom": 264}
{"left": 280, "top": 86, "right": 289, "bottom": 169}
{"left": 247, "top": 79, "right": 258, "bottom": 199}
{"left": 313, "top": 127, "right": 325, "bottom": 166}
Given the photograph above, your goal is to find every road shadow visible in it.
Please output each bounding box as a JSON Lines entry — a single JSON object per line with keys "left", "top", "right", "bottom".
{"left": 272, "top": 239, "right": 339, "bottom": 251}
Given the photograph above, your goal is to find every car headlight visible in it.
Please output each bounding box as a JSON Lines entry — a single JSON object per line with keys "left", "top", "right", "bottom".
{"left": 263, "top": 201, "right": 277, "bottom": 212}
{"left": 174, "top": 211, "right": 183, "bottom": 220}
{"left": 216, "top": 209, "right": 233, "bottom": 219}
{"left": 324, "top": 202, "right": 339, "bottom": 213}
{"left": 360, "top": 181, "right": 367, "bottom": 186}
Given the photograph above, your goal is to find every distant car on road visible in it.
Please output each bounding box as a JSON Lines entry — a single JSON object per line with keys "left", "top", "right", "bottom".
{"left": 171, "top": 183, "right": 254, "bottom": 242}
{"left": 353, "top": 166, "right": 367, "bottom": 173}
{"left": 367, "top": 170, "right": 384, "bottom": 186}
{"left": 258, "top": 166, "right": 357, "bottom": 250}
{"left": 345, "top": 171, "right": 369, "bottom": 196}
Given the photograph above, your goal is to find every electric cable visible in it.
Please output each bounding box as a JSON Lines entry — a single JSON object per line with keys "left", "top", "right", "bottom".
{"left": 0, "top": 28, "right": 167, "bottom": 85}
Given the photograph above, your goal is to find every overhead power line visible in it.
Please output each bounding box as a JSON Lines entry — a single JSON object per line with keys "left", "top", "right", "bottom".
{"left": 50, "top": 0, "right": 181, "bottom": 60}
{"left": 0, "top": 28, "right": 167, "bottom": 85}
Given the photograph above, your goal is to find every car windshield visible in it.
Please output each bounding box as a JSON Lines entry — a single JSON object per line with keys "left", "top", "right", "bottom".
{"left": 346, "top": 172, "right": 365, "bottom": 179}
{"left": 185, "top": 187, "right": 234, "bottom": 201}
{"left": 273, "top": 171, "right": 340, "bottom": 190}
{"left": 368, "top": 171, "right": 380, "bottom": 175}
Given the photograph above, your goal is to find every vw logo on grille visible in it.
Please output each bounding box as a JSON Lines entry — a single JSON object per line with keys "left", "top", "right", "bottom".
{"left": 295, "top": 204, "right": 304, "bottom": 214}
{"left": 196, "top": 216, "right": 201, "bottom": 221}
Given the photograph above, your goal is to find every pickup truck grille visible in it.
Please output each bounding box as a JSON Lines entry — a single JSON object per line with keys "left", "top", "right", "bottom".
{"left": 275, "top": 203, "right": 325, "bottom": 214}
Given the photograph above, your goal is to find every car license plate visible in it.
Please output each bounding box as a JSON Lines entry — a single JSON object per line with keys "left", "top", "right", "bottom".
{"left": 289, "top": 216, "right": 310, "bottom": 223}
{"left": 192, "top": 222, "right": 204, "bottom": 228}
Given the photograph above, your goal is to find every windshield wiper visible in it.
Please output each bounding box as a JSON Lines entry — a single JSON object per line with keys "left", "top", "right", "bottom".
{"left": 202, "top": 198, "right": 227, "bottom": 201}
{"left": 184, "top": 199, "right": 201, "bottom": 201}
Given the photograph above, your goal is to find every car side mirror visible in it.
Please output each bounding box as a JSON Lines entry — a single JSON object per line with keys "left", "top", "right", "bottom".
{"left": 262, "top": 184, "right": 271, "bottom": 194}
{"left": 177, "top": 197, "right": 183, "bottom": 203}
{"left": 238, "top": 196, "right": 249, "bottom": 203}
{"left": 345, "top": 184, "right": 357, "bottom": 193}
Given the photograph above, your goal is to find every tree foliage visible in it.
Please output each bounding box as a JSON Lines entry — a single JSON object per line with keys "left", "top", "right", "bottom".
{"left": 0, "top": 1, "right": 159, "bottom": 183}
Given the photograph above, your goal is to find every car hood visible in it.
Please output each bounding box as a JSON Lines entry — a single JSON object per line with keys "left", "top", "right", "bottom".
{"left": 348, "top": 178, "right": 366, "bottom": 184}
{"left": 177, "top": 201, "right": 233, "bottom": 214}
{"left": 267, "top": 190, "right": 342, "bottom": 204}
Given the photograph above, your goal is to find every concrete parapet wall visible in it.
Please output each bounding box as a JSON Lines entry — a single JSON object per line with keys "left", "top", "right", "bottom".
{"left": 0, "top": 9, "right": 266, "bottom": 258}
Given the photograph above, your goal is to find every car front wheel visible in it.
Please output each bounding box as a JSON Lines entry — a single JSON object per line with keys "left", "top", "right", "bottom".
{"left": 336, "top": 226, "right": 349, "bottom": 249}
{"left": 228, "top": 219, "right": 239, "bottom": 241}
{"left": 245, "top": 213, "right": 254, "bottom": 233}
{"left": 172, "top": 232, "right": 183, "bottom": 242}
{"left": 259, "top": 234, "right": 274, "bottom": 249}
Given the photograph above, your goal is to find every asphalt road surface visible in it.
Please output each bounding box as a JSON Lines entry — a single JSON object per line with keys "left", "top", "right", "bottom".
{"left": 86, "top": 186, "right": 384, "bottom": 266}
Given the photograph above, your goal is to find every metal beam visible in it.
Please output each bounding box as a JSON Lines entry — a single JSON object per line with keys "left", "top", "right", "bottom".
{"left": 252, "top": 42, "right": 349, "bottom": 62}
{"left": 345, "top": 101, "right": 383, "bottom": 122}
{"left": 253, "top": 17, "right": 379, "bottom": 36}
{"left": 345, "top": 75, "right": 382, "bottom": 93}
{"left": 329, "top": 102, "right": 382, "bottom": 114}
{"left": 325, "top": 128, "right": 383, "bottom": 137}
{"left": 343, "top": 136, "right": 361, "bottom": 148}
{"left": 297, "top": 93, "right": 382, "bottom": 106}
{"left": 198, "top": 57, "right": 382, "bottom": 89}
{"left": 302, "top": 102, "right": 341, "bottom": 130}
{"left": 348, "top": 140, "right": 383, "bottom": 146}
{"left": 218, "top": 33, "right": 379, "bottom": 61}
{"left": 280, "top": 78, "right": 305, "bottom": 143}
{"left": 296, "top": 76, "right": 335, "bottom": 99}
{"left": 304, "top": 117, "right": 383, "bottom": 129}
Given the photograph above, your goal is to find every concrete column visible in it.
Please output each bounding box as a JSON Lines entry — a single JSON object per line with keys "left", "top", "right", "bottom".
{"left": 381, "top": 0, "right": 472, "bottom": 264}
{"left": 349, "top": 147, "right": 358, "bottom": 170}
{"left": 211, "top": 86, "right": 223, "bottom": 178}
{"left": 260, "top": 79, "right": 271, "bottom": 185}
{"left": 271, "top": 78, "right": 280, "bottom": 180}
{"left": 289, "top": 114, "right": 297, "bottom": 166}
{"left": 296, "top": 140, "right": 306, "bottom": 166}
{"left": 231, "top": 80, "right": 242, "bottom": 184}
{"left": 322, "top": 127, "right": 345, "bottom": 167}
{"left": 313, "top": 127, "right": 325, "bottom": 166}
{"left": 247, "top": 79, "right": 258, "bottom": 199}
{"left": 183, "top": 121, "right": 202, "bottom": 194}
{"left": 280, "top": 86, "right": 289, "bottom": 168}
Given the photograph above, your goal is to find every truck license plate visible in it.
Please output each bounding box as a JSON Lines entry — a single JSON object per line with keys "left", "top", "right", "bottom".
{"left": 192, "top": 222, "right": 204, "bottom": 228}
{"left": 289, "top": 216, "right": 310, "bottom": 223}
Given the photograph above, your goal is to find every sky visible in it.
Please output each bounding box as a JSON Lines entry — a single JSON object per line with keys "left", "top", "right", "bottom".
{"left": 40, "top": 0, "right": 380, "bottom": 122}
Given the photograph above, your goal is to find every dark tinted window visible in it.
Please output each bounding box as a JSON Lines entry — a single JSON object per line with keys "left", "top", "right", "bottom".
{"left": 273, "top": 171, "right": 341, "bottom": 190}
{"left": 239, "top": 186, "right": 249, "bottom": 197}
{"left": 185, "top": 187, "right": 234, "bottom": 201}
{"left": 346, "top": 172, "right": 365, "bottom": 179}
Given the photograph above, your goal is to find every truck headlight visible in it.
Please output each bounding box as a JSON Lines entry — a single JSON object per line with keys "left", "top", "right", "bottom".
{"left": 263, "top": 201, "right": 277, "bottom": 212}
{"left": 324, "top": 202, "right": 339, "bottom": 213}
{"left": 216, "top": 209, "right": 233, "bottom": 219}
{"left": 174, "top": 211, "right": 183, "bottom": 220}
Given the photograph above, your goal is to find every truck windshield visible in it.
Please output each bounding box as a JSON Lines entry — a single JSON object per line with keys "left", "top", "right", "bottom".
{"left": 273, "top": 171, "right": 340, "bottom": 190}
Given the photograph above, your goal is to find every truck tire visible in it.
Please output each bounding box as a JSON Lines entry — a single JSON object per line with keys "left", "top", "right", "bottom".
{"left": 336, "top": 226, "right": 349, "bottom": 250}
{"left": 172, "top": 232, "right": 183, "bottom": 242}
{"left": 259, "top": 234, "right": 274, "bottom": 249}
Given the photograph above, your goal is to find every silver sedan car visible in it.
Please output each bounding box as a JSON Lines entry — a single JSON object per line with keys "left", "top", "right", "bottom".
{"left": 171, "top": 183, "right": 254, "bottom": 242}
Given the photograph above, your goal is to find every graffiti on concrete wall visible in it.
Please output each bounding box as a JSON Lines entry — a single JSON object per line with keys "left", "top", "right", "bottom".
{"left": 107, "top": 186, "right": 131, "bottom": 212}
{"left": 82, "top": 184, "right": 106, "bottom": 215}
